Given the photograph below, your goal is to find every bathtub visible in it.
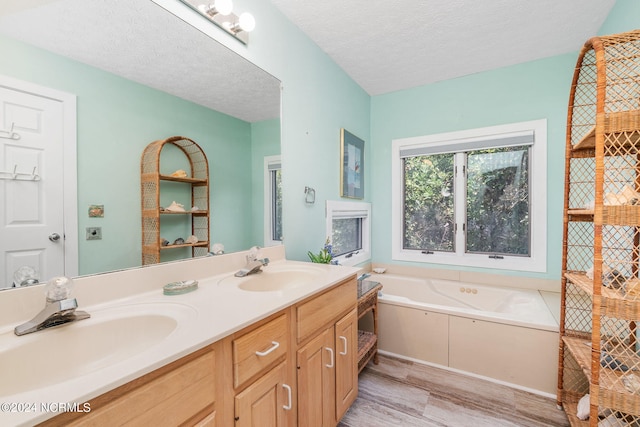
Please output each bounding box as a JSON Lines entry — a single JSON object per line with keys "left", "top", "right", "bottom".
{"left": 370, "top": 273, "right": 560, "bottom": 395}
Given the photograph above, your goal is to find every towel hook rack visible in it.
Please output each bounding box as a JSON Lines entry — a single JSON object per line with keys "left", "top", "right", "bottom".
{"left": 0, "top": 164, "right": 40, "bottom": 181}
{"left": 0, "top": 123, "right": 21, "bottom": 140}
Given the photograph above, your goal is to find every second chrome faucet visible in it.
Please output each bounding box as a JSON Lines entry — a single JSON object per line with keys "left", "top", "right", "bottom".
{"left": 235, "top": 246, "right": 269, "bottom": 277}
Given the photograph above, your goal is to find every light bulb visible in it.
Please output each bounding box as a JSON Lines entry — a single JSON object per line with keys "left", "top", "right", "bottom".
{"left": 238, "top": 12, "right": 255, "bottom": 32}
{"left": 198, "top": 0, "right": 232, "bottom": 17}
{"left": 215, "top": 0, "right": 233, "bottom": 16}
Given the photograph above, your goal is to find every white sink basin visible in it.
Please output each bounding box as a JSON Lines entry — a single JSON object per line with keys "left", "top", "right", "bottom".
{"left": 220, "top": 264, "right": 326, "bottom": 292}
{"left": 0, "top": 302, "right": 194, "bottom": 397}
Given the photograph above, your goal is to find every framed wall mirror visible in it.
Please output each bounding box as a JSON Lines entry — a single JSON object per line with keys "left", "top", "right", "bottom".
{"left": 0, "top": 0, "right": 281, "bottom": 289}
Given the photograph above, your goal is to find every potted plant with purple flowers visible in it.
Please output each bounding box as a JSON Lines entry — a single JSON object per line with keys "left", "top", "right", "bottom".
{"left": 307, "top": 237, "right": 338, "bottom": 264}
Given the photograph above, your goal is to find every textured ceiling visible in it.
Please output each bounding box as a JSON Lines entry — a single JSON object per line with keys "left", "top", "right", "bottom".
{"left": 0, "top": 0, "right": 619, "bottom": 114}
{"left": 271, "top": 0, "right": 617, "bottom": 95}
{"left": 0, "top": 0, "right": 281, "bottom": 123}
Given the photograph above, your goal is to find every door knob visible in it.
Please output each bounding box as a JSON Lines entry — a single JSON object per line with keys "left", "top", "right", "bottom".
{"left": 49, "top": 233, "right": 61, "bottom": 242}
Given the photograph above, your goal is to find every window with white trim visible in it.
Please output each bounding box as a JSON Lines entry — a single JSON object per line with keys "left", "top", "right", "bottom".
{"left": 326, "top": 200, "right": 371, "bottom": 266}
{"left": 264, "top": 155, "right": 282, "bottom": 246}
{"left": 391, "top": 119, "right": 547, "bottom": 272}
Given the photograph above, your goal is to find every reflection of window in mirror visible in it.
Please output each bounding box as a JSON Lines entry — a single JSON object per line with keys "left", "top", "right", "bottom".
{"left": 264, "top": 156, "right": 282, "bottom": 246}
{"left": 325, "top": 200, "right": 371, "bottom": 266}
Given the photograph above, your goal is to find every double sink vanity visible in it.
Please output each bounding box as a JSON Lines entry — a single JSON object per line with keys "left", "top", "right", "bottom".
{"left": 0, "top": 246, "right": 361, "bottom": 426}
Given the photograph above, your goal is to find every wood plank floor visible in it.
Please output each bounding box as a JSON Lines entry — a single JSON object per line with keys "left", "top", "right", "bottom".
{"left": 338, "top": 354, "right": 570, "bottom": 427}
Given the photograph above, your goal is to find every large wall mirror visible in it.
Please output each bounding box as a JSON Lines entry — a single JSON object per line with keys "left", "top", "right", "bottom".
{"left": 0, "top": 0, "right": 281, "bottom": 288}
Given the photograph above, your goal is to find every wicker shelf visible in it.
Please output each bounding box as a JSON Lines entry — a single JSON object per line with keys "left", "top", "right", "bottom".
{"left": 564, "top": 272, "right": 624, "bottom": 300}
{"left": 564, "top": 399, "right": 590, "bottom": 427}
{"left": 357, "top": 330, "right": 376, "bottom": 373}
{"left": 141, "top": 136, "right": 210, "bottom": 266}
{"left": 567, "top": 208, "right": 594, "bottom": 216}
{"left": 564, "top": 271, "right": 640, "bottom": 317}
{"left": 160, "top": 210, "right": 209, "bottom": 215}
{"left": 158, "top": 241, "right": 209, "bottom": 251}
{"left": 563, "top": 336, "right": 640, "bottom": 416}
{"left": 572, "top": 110, "right": 640, "bottom": 152}
{"left": 567, "top": 206, "right": 640, "bottom": 226}
{"left": 559, "top": 30, "right": 640, "bottom": 425}
{"left": 158, "top": 174, "right": 207, "bottom": 185}
{"left": 562, "top": 337, "right": 592, "bottom": 381}
{"left": 357, "top": 280, "right": 382, "bottom": 373}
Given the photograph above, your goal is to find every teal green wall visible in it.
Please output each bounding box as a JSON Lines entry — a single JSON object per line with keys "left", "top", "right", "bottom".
{"left": 192, "top": 0, "right": 372, "bottom": 261}
{"left": 370, "top": 55, "right": 575, "bottom": 279}
{"left": 598, "top": 0, "right": 640, "bottom": 35}
{"left": 0, "top": 34, "right": 257, "bottom": 275}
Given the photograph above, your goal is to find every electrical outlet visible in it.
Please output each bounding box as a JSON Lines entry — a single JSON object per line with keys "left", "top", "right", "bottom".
{"left": 86, "top": 227, "right": 102, "bottom": 240}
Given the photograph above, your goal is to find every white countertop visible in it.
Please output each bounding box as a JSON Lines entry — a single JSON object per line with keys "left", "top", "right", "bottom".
{"left": 0, "top": 247, "right": 359, "bottom": 426}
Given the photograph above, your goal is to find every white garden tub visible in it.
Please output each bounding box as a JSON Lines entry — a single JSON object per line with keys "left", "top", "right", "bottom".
{"left": 371, "top": 273, "right": 560, "bottom": 395}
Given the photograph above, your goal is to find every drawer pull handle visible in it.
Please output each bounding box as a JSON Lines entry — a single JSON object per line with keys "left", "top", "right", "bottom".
{"left": 282, "top": 384, "right": 292, "bottom": 410}
{"left": 256, "top": 341, "right": 280, "bottom": 357}
{"left": 325, "top": 347, "right": 334, "bottom": 368}
{"left": 339, "top": 336, "right": 348, "bottom": 355}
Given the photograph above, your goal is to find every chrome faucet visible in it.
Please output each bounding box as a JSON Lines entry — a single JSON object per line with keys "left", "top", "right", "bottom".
{"left": 14, "top": 276, "right": 90, "bottom": 336}
{"left": 357, "top": 273, "right": 371, "bottom": 283}
{"left": 235, "top": 246, "right": 270, "bottom": 277}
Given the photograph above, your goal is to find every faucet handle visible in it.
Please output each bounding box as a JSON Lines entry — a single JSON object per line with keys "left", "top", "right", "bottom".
{"left": 45, "top": 276, "right": 74, "bottom": 302}
{"left": 246, "top": 245, "right": 261, "bottom": 262}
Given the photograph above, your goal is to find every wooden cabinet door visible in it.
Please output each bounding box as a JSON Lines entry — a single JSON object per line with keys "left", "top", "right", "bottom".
{"left": 235, "top": 363, "right": 290, "bottom": 427}
{"left": 335, "top": 308, "right": 358, "bottom": 421}
{"left": 296, "top": 328, "right": 335, "bottom": 427}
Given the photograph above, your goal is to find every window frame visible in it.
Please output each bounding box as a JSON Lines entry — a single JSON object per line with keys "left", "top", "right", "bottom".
{"left": 391, "top": 119, "right": 547, "bottom": 273}
{"left": 326, "top": 200, "right": 371, "bottom": 266}
{"left": 263, "top": 155, "right": 282, "bottom": 247}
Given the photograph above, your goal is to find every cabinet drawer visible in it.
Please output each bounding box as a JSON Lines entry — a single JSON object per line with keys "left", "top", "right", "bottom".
{"left": 65, "top": 347, "right": 216, "bottom": 426}
{"left": 297, "top": 279, "right": 356, "bottom": 343}
{"left": 233, "top": 313, "right": 288, "bottom": 388}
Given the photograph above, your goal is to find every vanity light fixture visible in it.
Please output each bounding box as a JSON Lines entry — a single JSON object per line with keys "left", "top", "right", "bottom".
{"left": 197, "top": 0, "right": 232, "bottom": 17}
{"left": 225, "top": 12, "right": 256, "bottom": 34}
{"left": 181, "top": 0, "right": 255, "bottom": 44}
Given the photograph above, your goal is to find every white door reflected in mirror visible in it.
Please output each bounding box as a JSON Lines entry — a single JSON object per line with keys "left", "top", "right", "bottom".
{"left": 0, "top": 82, "right": 70, "bottom": 289}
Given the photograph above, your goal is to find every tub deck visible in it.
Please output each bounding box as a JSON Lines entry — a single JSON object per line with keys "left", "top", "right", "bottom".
{"left": 374, "top": 273, "right": 559, "bottom": 331}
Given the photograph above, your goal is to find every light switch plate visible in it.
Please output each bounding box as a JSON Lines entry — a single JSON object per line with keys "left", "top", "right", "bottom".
{"left": 86, "top": 227, "right": 102, "bottom": 240}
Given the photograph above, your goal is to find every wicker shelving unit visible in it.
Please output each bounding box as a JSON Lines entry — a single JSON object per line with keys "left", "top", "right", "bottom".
{"left": 357, "top": 280, "right": 382, "bottom": 372}
{"left": 141, "top": 136, "right": 209, "bottom": 265}
{"left": 558, "top": 30, "right": 640, "bottom": 426}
